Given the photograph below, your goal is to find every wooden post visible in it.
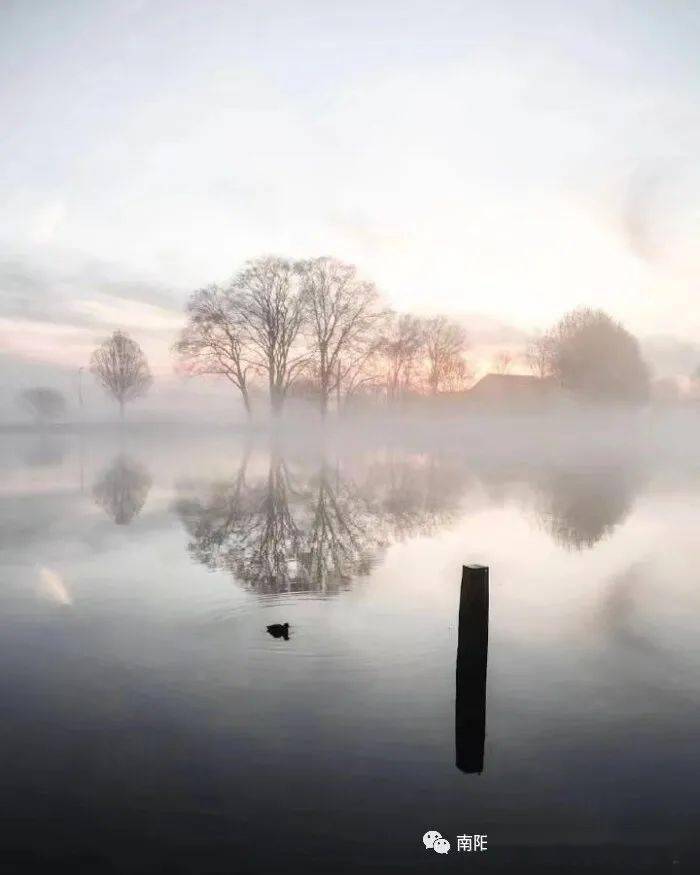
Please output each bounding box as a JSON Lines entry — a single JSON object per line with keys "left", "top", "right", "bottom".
{"left": 455, "top": 564, "right": 489, "bottom": 774}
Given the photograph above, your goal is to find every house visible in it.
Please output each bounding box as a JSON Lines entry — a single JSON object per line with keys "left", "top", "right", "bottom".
{"left": 465, "top": 373, "right": 560, "bottom": 410}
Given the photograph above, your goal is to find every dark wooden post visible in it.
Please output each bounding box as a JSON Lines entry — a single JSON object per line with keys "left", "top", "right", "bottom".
{"left": 455, "top": 564, "right": 489, "bottom": 774}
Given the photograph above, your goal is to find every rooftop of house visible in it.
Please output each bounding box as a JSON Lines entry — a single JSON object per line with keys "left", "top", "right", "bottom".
{"left": 467, "top": 373, "right": 559, "bottom": 402}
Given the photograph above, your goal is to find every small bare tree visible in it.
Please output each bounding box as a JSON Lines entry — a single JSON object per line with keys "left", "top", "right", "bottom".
{"left": 90, "top": 330, "right": 152, "bottom": 420}
{"left": 299, "top": 257, "right": 388, "bottom": 417}
{"left": 381, "top": 314, "right": 425, "bottom": 402}
{"left": 526, "top": 334, "right": 555, "bottom": 379}
{"left": 17, "top": 387, "right": 67, "bottom": 424}
{"left": 424, "top": 316, "right": 469, "bottom": 394}
{"left": 175, "top": 285, "right": 254, "bottom": 418}
{"left": 438, "top": 354, "right": 473, "bottom": 392}
{"left": 493, "top": 351, "right": 513, "bottom": 374}
{"left": 232, "top": 256, "right": 308, "bottom": 416}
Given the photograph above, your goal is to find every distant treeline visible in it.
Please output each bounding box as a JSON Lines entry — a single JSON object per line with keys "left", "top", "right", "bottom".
{"left": 173, "top": 255, "right": 651, "bottom": 418}
{"left": 16, "top": 255, "right": 657, "bottom": 422}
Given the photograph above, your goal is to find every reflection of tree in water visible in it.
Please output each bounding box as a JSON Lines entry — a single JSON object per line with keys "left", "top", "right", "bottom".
{"left": 177, "top": 454, "right": 385, "bottom": 594}
{"left": 23, "top": 436, "right": 68, "bottom": 468}
{"left": 93, "top": 455, "right": 152, "bottom": 525}
{"left": 360, "top": 453, "right": 467, "bottom": 539}
{"left": 298, "top": 462, "right": 383, "bottom": 587}
{"left": 532, "top": 464, "right": 641, "bottom": 550}
{"left": 176, "top": 452, "right": 466, "bottom": 595}
{"left": 227, "top": 456, "right": 306, "bottom": 592}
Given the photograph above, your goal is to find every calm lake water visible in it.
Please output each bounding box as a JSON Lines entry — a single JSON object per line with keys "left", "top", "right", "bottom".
{"left": 1, "top": 422, "right": 699, "bottom": 873}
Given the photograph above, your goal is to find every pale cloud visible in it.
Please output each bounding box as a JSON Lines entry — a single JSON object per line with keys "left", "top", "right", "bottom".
{"left": 70, "top": 296, "right": 183, "bottom": 333}
{"left": 0, "top": 318, "right": 93, "bottom": 366}
{"left": 31, "top": 200, "right": 67, "bottom": 244}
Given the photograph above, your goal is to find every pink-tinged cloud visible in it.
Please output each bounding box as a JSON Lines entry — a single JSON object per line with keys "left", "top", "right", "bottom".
{"left": 0, "top": 318, "right": 95, "bottom": 367}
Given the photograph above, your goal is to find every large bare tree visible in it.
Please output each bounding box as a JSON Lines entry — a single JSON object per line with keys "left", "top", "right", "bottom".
{"left": 231, "top": 256, "right": 308, "bottom": 416}
{"left": 175, "top": 284, "right": 254, "bottom": 418}
{"left": 90, "top": 330, "right": 152, "bottom": 420}
{"left": 423, "top": 316, "right": 469, "bottom": 394}
{"left": 299, "top": 257, "right": 387, "bottom": 416}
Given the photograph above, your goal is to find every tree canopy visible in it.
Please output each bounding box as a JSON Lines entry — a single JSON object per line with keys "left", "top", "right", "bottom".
{"left": 17, "top": 387, "right": 67, "bottom": 424}
{"left": 90, "top": 331, "right": 152, "bottom": 419}
{"left": 532, "top": 308, "right": 649, "bottom": 403}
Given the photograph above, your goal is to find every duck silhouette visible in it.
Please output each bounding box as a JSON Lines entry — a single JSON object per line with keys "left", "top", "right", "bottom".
{"left": 266, "top": 622, "right": 290, "bottom": 640}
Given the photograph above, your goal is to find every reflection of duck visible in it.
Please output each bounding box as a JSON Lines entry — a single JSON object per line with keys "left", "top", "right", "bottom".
{"left": 266, "top": 622, "right": 290, "bottom": 640}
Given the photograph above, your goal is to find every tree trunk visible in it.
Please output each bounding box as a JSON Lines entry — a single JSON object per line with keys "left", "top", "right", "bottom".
{"left": 241, "top": 387, "right": 252, "bottom": 421}
{"left": 269, "top": 369, "right": 283, "bottom": 417}
{"left": 270, "top": 387, "right": 284, "bottom": 417}
{"left": 319, "top": 379, "right": 328, "bottom": 419}
{"left": 319, "top": 349, "right": 329, "bottom": 419}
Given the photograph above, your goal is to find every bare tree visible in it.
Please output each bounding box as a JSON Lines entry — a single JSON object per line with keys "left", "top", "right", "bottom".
{"left": 17, "top": 387, "right": 67, "bottom": 424}
{"left": 526, "top": 334, "right": 555, "bottom": 378}
{"left": 299, "top": 257, "right": 388, "bottom": 417}
{"left": 423, "top": 316, "right": 469, "bottom": 394}
{"left": 381, "top": 314, "right": 426, "bottom": 401}
{"left": 337, "top": 339, "right": 386, "bottom": 406}
{"left": 175, "top": 285, "right": 254, "bottom": 418}
{"left": 493, "top": 351, "right": 513, "bottom": 374}
{"left": 90, "top": 331, "right": 152, "bottom": 420}
{"left": 439, "top": 355, "right": 473, "bottom": 392}
{"left": 231, "top": 256, "right": 308, "bottom": 416}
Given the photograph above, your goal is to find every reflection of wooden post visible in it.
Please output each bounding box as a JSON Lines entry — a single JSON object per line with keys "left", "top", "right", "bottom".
{"left": 456, "top": 564, "right": 489, "bottom": 774}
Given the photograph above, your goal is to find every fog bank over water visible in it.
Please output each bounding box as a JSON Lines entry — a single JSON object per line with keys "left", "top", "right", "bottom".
{"left": 1, "top": 405, "right": 696, "bottom": 564}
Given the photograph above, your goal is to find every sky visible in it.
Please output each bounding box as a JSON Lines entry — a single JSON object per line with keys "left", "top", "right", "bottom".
{"left": 2, "top": 0, "right": 700, "bottom": 417}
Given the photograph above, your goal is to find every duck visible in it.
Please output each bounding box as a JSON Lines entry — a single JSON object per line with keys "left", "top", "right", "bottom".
{"left": 266, "top": 622, "right": 290, "bottom": 640}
